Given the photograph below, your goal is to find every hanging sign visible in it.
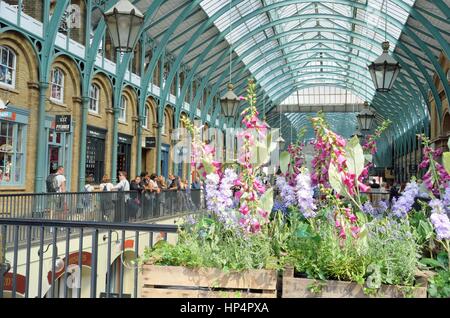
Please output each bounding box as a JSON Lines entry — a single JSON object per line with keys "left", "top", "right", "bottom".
{"left": 55, "top": 115, "right": 71, "bottom": 132}
{"left": 145, "top": 137, "right": 156, "bottom": 149}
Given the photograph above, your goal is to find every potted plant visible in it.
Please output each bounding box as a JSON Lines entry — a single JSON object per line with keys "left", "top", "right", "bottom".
{"left": 275, "top": 115, "right": 428, "bottom": 298}
{"left": 138, "top": 80, "right": 283, "bottom": 298}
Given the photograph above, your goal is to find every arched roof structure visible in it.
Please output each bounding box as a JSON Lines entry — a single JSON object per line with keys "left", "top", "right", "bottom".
{"left": 122, "top": 0, "right": 449, "bottom": 148}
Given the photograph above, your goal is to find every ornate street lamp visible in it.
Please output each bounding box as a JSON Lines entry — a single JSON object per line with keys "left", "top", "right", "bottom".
{"left": 357, "top": 101, "right": 375, "bottom": 131}
{"left": 220, "top": 0, "right": 240, "bottom": 119}
{"left": 103, "top": 0, "right": 144, "bottom": 53}
{"left": 368, "top": 41, "right": 401, "bottom": 92}
{"left": 367, "top": 0, "right": 401, "bottom": 92}
{"left": 220, "top": 83, "right": 240, "bottom": 118}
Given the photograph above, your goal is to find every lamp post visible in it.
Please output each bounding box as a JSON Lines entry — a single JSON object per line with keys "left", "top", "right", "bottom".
{"left": 367, "top": 0, "right": 401, "bottom": 92}
{"left": 220, "top": 83, "right": 240, "bottom": 119}
{"left": 357, "top": 101, "right": 375, "bottom": 131}
{"left": 220, "top": 0, "right": 240, "bottom": 121}
{"left": 103, "top": 0, "right": 144, "bottom": 52}
{"left": 368, "top": 41, "right": 401, "bottom": 92}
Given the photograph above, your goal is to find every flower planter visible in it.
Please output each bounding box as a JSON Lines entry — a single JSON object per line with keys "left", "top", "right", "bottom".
{"left": 282, "top": 268, "right": 428, "bottom": 298}
{"left": 141, "top": 265, "right": 278, "bottom": 298}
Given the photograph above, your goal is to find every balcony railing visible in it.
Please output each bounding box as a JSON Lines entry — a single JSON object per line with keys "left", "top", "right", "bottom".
{"left": 0, "top": 189, "right": 204, "bottom": 245}
{"left": 0, "top": 189, "right": 204, "bottom": 221}
{"left": 0, "top": 218, "right": 178, "bottom": 298}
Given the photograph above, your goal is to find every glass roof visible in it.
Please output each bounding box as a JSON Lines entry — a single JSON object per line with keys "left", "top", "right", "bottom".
{"left": 199, "top": 0, "right": 415, "bottom": 102}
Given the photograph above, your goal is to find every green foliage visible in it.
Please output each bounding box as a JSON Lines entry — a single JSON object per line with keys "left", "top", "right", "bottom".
{"left": 365, "top": 218, "right": 420, "bottom": 286}
{"left": 138, "top": 213, "right": 294, "bottom": 271}
{"left": 345, "top": 136, "right": 365, "bottom": 177}
{"left": 260, "top": 188, "right": 274, "bottom": 215}
{"left": 307, "top": 280, "right": 326, "bottom": 294}
{"left": 328, "top": 162, "right": 345, "bottom": 195}
{"left": 428, "top": 269, "right": 450, "bottom": 298}
{"left": 287, "top": 214, "right": 420, "bottom": 288}
{"left": 280, "top": 151, "right": 290, "bottom": 174}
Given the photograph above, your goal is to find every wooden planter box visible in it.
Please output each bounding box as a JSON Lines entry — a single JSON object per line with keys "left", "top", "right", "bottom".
{"left": 141, "top": 265, "right": 278, "bottom": 298}
{"left": 282, "top": 268, "right": 428, "bottom": 298}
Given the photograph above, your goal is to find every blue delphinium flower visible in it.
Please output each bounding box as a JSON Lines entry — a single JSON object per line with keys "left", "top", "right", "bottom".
{"left": 295, "top": 170, "right": 317, "bottom": 218}
{"left": 430, "top": 199, "right": 445, "bottom": 214}
{"left": 276, "top": 176, "right": 297, "bottom": 207}
{"left": 204, "top": 170, "right": 239, "bottom": 229}
{"left": 377, "top": 200, "right": 389, "bottom": 214}
{"left": 430, "top": 213, "right": 450, "bottom": 240}
{"left": 392, "top": 181, "right": 419, "bottom": 218}
{"left": 362, "top": 201, "right": 375, "bottom": 216}
{"left": 272, "top": 200, "right": 288, "bottom": 216}
{"left": 443, "top": 185, "right": 450, "bottom": 214}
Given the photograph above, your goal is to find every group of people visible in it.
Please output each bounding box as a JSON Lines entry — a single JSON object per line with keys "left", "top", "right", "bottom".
{"left": 45, "top": 166, "right": 203, "bottom": 222}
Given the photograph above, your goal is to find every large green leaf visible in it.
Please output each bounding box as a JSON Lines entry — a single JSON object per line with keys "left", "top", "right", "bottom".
{"left": 443, "top": 152, "right": 450, "bottom": 174}
{"left": 345, "top": 136, "right": 365, "bottom": 177}
{"left": 260, "top": 188, "right": 274, "bottom": 213}
{"left": 364, "top": 154, "right": 373, "bottom": 163}
{"left": 328, "top": 162, "right": 345, "bottom": 195}
{"left": 251, "top": 145, "right": 270, "bottom": 168}
{"left": 280, "top": 151, "right": 290, "bottom": 174}
{"left": 202, "top": 159, "right": 215, "bottom": 174}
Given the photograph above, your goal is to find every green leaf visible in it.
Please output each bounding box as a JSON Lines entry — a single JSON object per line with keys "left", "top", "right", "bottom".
{"left": 328, "top": 162, "right": 345, "bottom": 195}
{"left": 419, "top": 258, "right": 446, "bottom": 270}
{"left": 260, "top": 188, "right": 274, "bottom": 213}
{"left": 443, "top": 152, "right": 450, "bottom": 174}
{"left": 280, "top": 151, "right": 290, "bottom": 174}
{"left": 364, "top": 154, "right": 373, "bottom": 163}
{"left": 345, "top": 136, "right": 365, "bottom": 177}
{"left": 251, "top": 145, "right": 270, "bottom": 168}
{"left": 295, "top": 223, "right": 311, "bottom": 238}
{"left": 202, "top": 159, "right": 215, "bottom": 174}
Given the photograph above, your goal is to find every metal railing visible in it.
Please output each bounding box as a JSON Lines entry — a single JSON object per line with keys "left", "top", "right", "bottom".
{"left": 0, "top": 218, "right": 178, "bottom": 298}
{"left": 0, "top": 189, "right": 204, "bottom": 222}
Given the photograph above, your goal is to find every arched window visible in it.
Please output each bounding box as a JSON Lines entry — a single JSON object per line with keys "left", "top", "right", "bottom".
{"left": 89, "top": 84, "right": 100, "bottom": 113}
{"left": 119, "top": 96, "right": 127, "bottom": 122}
{"left": 0, "top": 46, "right": 16, "bottom": 87}
{"left": 161, "top": 112, "right": 167, "bottom": 135}
{"left": 50, "top": 68, "right": 64, "bottom": 103}
{"left": 142, "top": 106, "right": 149, "bottom": 129}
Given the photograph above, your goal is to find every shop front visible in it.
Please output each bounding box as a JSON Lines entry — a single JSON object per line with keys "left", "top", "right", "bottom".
{"left": 45, "top": 115, "right": 73, "bottom": 190}
{"left": 86, "top": 126, "right": 106, "bottom": 184}
{"left": 117, "top": 133, "right": 132, "bottom": 179}
{"left": 142, "top": 136, "right": 155, "bottom": 174}
{"left": 0, "top": 106, "right": 28, "bottom": 188}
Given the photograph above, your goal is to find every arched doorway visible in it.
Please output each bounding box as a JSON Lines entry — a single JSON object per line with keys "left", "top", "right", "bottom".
{"left": 443, "top": 112, "right": 450, "bottom": 137}
{"left": 106, "top": 250, "right": 136, "bottom": 297}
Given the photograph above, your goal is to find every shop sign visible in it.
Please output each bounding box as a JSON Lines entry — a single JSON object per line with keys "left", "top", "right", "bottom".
{"left": 55, "top": 115, "right": 71, "bottom": 132}
{"left": 87, "top": 126, "right": 106, "bottom": 139}
{"left": 145, "top": 137, "right": 156, "bottom": 148}
{"left": 118, "top": 134, "right": 132, "bottom": 144}
{"left": 0, "top": 111, "right": 16, "bottom": 121}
